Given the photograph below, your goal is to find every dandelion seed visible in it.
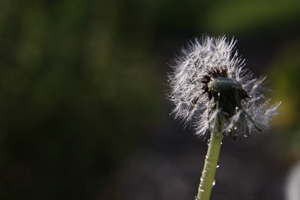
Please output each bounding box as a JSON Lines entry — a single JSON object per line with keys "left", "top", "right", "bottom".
{"left": 168, "top": 35, "right": 280, "bottom": 139}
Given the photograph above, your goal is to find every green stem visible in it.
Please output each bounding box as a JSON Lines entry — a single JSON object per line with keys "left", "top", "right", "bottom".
{"left": 196, "top": 117, "right": 224, "bottom": 200}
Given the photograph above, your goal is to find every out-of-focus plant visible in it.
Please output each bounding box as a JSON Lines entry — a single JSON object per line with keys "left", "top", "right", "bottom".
{"left": 0, "top": 1, "right": 163, "bottom": 199}
{"left": 269, "top": 39, "right": 300, "bottom": 160}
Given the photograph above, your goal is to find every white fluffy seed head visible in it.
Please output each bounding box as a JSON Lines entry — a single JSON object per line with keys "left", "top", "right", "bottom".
{"left": 168, "top": 35, "right": 280, "bottom": 138}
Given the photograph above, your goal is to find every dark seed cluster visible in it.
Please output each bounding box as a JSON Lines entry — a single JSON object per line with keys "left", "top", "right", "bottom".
{"left": 201, "top": 67, "right": 229, "bottom": 100}
{"left": 199, "top": 67, "right": 257, "bottom": 140}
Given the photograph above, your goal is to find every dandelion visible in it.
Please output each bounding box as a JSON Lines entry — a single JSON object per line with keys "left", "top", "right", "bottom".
{"left": 168, "top": 35, "right": 280, "bottom": 139}
{"left": 168, "top": 35, "right": 281, "bottom": 200}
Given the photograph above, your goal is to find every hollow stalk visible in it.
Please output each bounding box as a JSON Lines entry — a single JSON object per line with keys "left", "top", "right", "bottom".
{"left": 196, "top": 116, "right": 223, "bottom": 200}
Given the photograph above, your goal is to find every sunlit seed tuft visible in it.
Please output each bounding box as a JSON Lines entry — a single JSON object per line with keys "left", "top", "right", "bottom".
{"left": 168, "top": 35, "right": 281, "bottom": 139}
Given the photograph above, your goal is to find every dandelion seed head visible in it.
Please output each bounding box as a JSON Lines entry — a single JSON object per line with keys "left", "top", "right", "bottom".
{"left": 168, "top": 35, "right": 280, "bottom": 139}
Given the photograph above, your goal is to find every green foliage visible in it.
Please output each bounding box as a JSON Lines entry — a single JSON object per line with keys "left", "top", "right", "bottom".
{"left": 0, "top": 1, "right": 163, "bottom": 199}
{"left": 203, "top": 0, "right": 300, "bottom": 34}
{"left": 269, "top": 40, "right": 300, "bottom": 159}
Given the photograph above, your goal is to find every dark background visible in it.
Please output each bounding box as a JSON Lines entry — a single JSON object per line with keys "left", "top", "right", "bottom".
{"left": 0, "top": 0, "right": 300, "bottom": 199}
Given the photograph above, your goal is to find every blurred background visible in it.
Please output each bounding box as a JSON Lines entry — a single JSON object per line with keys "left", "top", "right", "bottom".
{"left": 0, "top": 0, "right": 300, "bottom": 199}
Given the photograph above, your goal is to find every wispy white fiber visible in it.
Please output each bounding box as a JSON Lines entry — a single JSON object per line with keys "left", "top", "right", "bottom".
{"left": 168, "top": 35, "right": 280, "bottom": 138}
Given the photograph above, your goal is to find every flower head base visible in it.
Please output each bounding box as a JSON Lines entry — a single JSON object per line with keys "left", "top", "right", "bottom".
{"left": 168, "top": 35, "right": 280, "bottom": 139}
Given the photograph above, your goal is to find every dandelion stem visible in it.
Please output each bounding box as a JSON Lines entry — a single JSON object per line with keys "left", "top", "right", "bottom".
{"left": 196, "top": 116, "right": 223, "bottom": 200}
